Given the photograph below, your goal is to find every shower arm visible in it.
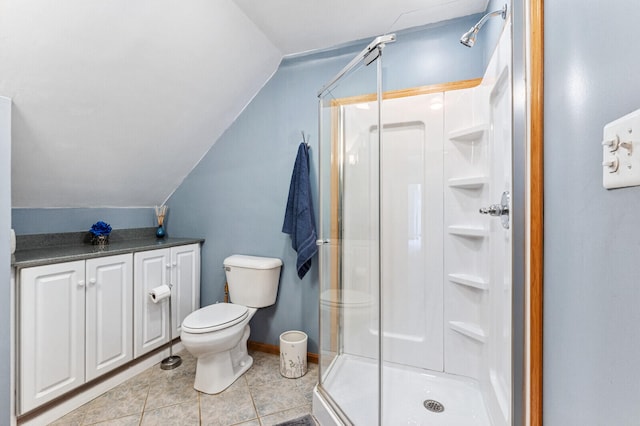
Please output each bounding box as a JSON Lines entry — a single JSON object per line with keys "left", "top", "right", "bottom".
{"left": 473, "top": 4, "right": 507, "bottom": 32}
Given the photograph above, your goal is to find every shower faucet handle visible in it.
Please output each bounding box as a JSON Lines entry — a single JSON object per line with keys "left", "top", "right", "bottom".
{"left": 479, "top": 191, "right": 510, "bottom": 229}
{"left": 479, "top": 204, "right": 504, "bottom": 216}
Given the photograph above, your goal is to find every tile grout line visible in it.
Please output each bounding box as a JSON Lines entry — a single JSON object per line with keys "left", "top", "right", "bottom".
{"left": 137, "top": 368, "right": 153, "bottom": 426}
{"left": 244, "top": 375, "right": 263, "bottom": 425}
{"left": 197, "top": 390, "right": 202, "bottom": 425}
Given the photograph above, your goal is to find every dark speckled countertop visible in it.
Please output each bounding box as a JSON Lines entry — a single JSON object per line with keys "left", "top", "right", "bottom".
{"left": 12, "top": 228, "right": 204, "bottom": 269}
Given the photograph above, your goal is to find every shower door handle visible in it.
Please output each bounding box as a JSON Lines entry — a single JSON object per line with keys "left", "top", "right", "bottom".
{"left": 479, "top": 191, "right": 510, "bottom": 229}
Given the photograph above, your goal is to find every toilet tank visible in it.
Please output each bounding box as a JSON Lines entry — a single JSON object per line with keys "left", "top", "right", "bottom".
{"left": 223, "top": 255, "right": 283, "bottom": 308}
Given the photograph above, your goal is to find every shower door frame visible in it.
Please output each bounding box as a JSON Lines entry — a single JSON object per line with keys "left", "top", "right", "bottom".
{"left": 316, "top": 33, "right": 392, "bottom": 426}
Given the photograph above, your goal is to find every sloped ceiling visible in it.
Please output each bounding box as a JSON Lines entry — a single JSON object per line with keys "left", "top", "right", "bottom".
{"left": 233, "top": 0, "right": 488, "bottom": 55}
{"left": 1, "top": 0, "right": 487, "bottom": 208}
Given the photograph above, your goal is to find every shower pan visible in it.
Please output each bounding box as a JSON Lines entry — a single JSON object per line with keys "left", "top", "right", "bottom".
{"left": 313, "top": 17, "right": 513, "bottom": 426}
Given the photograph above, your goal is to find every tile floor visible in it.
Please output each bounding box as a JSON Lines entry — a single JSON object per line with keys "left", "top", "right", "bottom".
{"left": 49, "top": 350, "right": 319, "bottom": 426}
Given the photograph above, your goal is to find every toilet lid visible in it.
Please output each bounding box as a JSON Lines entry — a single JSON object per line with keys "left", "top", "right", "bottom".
{"left": 182, "top": 303, "right": 249, "bottom": 334}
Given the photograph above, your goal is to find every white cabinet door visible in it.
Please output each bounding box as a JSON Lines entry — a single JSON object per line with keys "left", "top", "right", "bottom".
{"left": 85, "top": 254, "right": 133, "bottom": 381}
{"left": 171, "top": 244, "right": 200, "bottom": 336}
{"left": 20, "top": 261, "right": 86, "bottom": 413}
{"left": 134, "top": 249, "right": 170, "bottom": 357}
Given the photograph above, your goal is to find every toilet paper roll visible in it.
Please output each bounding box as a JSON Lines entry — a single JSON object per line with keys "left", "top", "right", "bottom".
{"left": 10, "top": 229, "right": 15, "bottom": 254}
{"left": 149, "top": 285, "right": 171, "bottom": 303}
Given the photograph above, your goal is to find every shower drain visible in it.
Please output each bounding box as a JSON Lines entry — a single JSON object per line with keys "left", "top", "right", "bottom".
{"left": 423, "top": 399, "right": 445, "bottom": 413}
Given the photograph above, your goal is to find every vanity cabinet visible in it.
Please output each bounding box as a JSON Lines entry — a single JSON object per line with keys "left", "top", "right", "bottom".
{"left": 85, "top": 255, "right": 133, "bottom": 381}
{"left": 15, "top": 239, "right": 201, "bottom": 415}
{"left": 133, "top": 243, "right": 200, "bottom": 357}
{"left": 19, "top": 254, "right": 133, "bottom": 413}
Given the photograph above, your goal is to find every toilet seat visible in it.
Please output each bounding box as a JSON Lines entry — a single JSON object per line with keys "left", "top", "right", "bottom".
{"left": 320, "top": 289, "right": 372, "bottom": 308}
{"left": 182, "top": 303, "right": 249, "bottom": 334}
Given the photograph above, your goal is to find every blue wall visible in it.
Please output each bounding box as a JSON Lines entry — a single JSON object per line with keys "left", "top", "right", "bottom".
{"left": 545, "top": 1, "right": 640, "bottom": 424}
{"left": 11, "top": 207, "right": 156, "bottom": 235}
{"left": 166, "top": 17, "right": 484, "bottom": 354}
{"left": 482, "top": 0, "right": 511, "bottom": 69}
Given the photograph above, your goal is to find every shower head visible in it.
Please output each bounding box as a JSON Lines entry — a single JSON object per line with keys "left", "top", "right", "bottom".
{"left": 460, "top": 27, "right": 480, "bottom": 48}
{"left": 460, "top": 3, "right": 507, "bottom": 48}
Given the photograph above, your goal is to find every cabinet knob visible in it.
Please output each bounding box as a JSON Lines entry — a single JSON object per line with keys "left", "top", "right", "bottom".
{"left": 172, "top": 262, "right": 177, "bottom": 267}
{"left": 89, "top": 278, "right": 97, "bottom": 285}
{"left": 78, "top": 280, "right": 85, "bottom": 287}
{"left": 166, "top": 263, "right": 171, "bottom": 269}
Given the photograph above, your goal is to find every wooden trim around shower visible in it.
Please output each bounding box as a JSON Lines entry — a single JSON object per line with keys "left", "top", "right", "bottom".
{"left": 530, "top": 0, "right": 544, "bottom": 424}
{"left": 328, "top": 100, "right": 341, "bottom": 355}
{"left": 331, "top": 78, "right": 482, "bottom": 107}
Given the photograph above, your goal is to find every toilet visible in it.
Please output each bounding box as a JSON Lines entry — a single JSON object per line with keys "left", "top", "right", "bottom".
{"left": 180, "top": 254, "right": 282, "bottom": 394}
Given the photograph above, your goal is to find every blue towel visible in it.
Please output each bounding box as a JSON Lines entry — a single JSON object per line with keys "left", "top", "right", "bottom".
{"left": 282, "top": 142, "right": 318, "bottom": 279}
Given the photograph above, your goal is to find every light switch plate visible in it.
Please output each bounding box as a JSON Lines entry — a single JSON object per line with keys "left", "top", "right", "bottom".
{"left": 603, "top": 108, "right": 640, "bottom": 189}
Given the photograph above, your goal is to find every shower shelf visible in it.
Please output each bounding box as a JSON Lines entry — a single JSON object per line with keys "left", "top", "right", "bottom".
{"left": 448, "top": 273, "right": 488, "bottom": 290}
{"left": 449, "top": 321, "right": 486, "bottom": 343}
{"left": 448, "top": 124, "right": 486, "bottom": 142}
{"left": 447, "top": 176, "right": 486, "bottom": 189}
{"left": 447, "top": 225, "right": 488, "bottom": 238}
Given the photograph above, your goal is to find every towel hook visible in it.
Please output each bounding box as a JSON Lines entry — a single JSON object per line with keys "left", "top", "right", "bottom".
{"left": 301, "top": 131, "right": 311, "bottom": 148}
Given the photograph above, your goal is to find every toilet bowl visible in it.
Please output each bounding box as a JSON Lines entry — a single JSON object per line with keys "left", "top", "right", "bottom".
{"left": 181, "top": 303, "right": 256, "bottom": 394}
{"left": 181, "top": 255, "right": 282, "bottom": 394}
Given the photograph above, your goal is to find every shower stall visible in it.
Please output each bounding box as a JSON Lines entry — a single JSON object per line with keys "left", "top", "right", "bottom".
{"left": 313, "top": 15, "right": 514, "bottom": 426}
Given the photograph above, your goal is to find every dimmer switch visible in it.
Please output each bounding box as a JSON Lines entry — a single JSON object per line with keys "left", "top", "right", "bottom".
{"left": 603, "top": 108, "right": 640, "bottom": 189}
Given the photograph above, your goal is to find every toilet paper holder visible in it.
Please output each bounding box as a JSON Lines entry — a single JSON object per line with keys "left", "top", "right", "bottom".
{"left": 148, "top": 283, "right": 182, "bottom": 370}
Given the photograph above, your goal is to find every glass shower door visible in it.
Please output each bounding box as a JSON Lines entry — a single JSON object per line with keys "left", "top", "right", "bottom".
{"left": 317, "top": 43, "right": 385, "bottom": 425}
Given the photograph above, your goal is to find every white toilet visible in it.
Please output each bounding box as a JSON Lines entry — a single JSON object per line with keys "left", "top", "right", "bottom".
{"left": 180, "top": 254, "right": 282, "bottom": 394}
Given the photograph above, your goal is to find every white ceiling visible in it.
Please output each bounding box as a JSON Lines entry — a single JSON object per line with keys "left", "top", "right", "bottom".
{"left": 1, "top": 0, "right": 487, "bottom": 208}
{"left": 233, "top": 0, "right": 488, "bottom": 55}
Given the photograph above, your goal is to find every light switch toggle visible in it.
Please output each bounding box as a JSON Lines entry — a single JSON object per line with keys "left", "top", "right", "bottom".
{"left": 603, "top": 157, "right": 619, "bottom": 172}
{"left": 602, "top": 135, "right": 620, "bottom": 151}
{"left": 620, "top": 140, "right": 633, "bottom": 155}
